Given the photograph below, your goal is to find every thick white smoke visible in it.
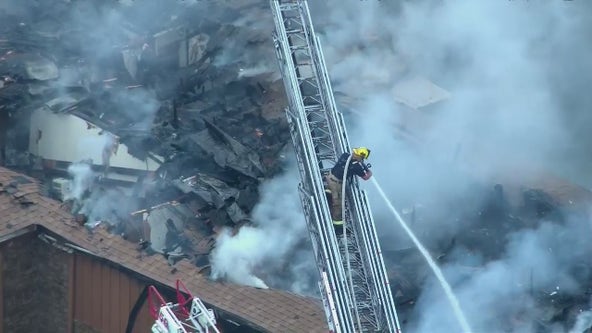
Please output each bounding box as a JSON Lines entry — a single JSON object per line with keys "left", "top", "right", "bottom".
{"left": 308, "top": 0, "right": 592, "bottom": 332}
{"left": 569, "top": 310, "right": 592, "bottom": 333}
{"left": 65, "top": 162, "right": 95, "bottom": 201}
{"left": 409, "top": 216, "right": 592, "bottom": 332}
{"left": 210, "top": 226, "right": 271, "bottom": 289}
{"left": 65, "top": 160, "right": 133, "bottom": 226}
{"left": 210, "top": 160, "right": 313, "bottom": 291}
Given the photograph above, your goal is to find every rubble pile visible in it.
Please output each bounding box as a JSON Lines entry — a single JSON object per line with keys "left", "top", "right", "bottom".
{"left": 2, "top": 1, "right": 591, "bottom": 331}
{"left": 384, "top": 182, "right": 592, "bottom": 331}
{"left": 0, "top": 0, "right": 290, "bottom": 272}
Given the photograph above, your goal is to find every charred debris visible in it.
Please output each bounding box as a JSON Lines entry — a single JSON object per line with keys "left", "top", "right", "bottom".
{"left": 1, "top": 1, "right": 591, "bottom": 331}
{"left": 0, "top": 0, "right": 288, "bottom": 273}
{"left": 386, "top": 182, "right": 592, "bottom": 331}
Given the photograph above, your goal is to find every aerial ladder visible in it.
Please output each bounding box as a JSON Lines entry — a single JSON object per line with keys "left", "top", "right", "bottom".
{"left": 270, "top": 0, "right": 403, "bottom": 332}
{"left": 149, "top": 280, "right": 221, "bottom": 333}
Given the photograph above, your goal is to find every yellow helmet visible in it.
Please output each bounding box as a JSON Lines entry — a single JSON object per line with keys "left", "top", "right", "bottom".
{"left": 352, "top": 147, "right": 370, "bottom": 159}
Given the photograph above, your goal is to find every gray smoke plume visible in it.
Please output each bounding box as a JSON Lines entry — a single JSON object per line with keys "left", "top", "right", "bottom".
{"left": 65, "top": 160, "right": 136, "bottom": 227}
{"left": 78, "top": 186, "right": 134, "bottom": 227}
{"left": 409, "top": 216, "right": 592, "bottom": 332}
{"left": 569, "top": 310, "right": 592, "bottom": 333}
{"left": 308, "top": 0, "right": 592, "bottom": 332}
{"left": 2, "top": 0, "right": 216, "bottom": 222}
{"left": 210, "top": 226, "right": 271, "bottom": 289}
{"left": 210, "top": 159, "right": 316, "bottom": 293}
{"left": 65, "top": 161, "right": 95, "bottom": 201}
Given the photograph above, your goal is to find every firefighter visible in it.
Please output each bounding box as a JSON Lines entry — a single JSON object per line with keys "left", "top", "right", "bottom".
{"left": 325, "top": 147, "right": 372, "bottom": 235}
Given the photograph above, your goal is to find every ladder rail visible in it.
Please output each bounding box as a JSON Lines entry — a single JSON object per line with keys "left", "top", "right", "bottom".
{"left": 287, "top": 105, "right": 357, "bottom": 332}
{"left": 303, "top": 189, "right": 354, "bottom": 333}
{"left": 271, "top": 0, "right": 403, "bottom": 331}
{"left": 293, "top": 1, "right": 342, "bottom": 159}
{"left": 273, "top": 1, "right": 358, "bottom": 329}
{"left": 351, "top": 187, "right": 402, "bottom": 331}
{"left": 186, "top": 298, "right": 221, "bottom": 333}
{"left": 307, "top": 32, "right": 348, "bottom": 155}
{"left": 337, "top": 92, "right": 402, "bottom": 330}
{"left": 278, "top": 0, "right": 339, "bottom": 169}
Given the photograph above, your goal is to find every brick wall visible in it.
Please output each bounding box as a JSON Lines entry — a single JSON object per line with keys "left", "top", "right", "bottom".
{"left": 2, "top": 233, "right": 70, "bottom": 333}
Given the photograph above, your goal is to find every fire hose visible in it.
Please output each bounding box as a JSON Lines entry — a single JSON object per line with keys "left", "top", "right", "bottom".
{"left": 340, "top": 153, "right": 362, "bottom": 330}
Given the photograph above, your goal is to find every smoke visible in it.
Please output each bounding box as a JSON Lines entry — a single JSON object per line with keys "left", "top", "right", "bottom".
{"left": 105, "top": 88, "right": 160, "bottom": 131}
{"left": 410, "top": 216, "right": 592, "bottom": 332}
{"left": 210, "top": 160, "right": 316, "bottom": 293}
{"left": 2, "top": 0, "right": 216, "bottom": 221}
{"left": 65, "top": 161, "right": 95, "bottom": 201}
{"left": 569, "top": 310, "right": 592, "bottom": 333}
{"left": 308, "top": 0, "right": 592, "bottom": 332}
{"left": 76, "top": 132, "right": 117, "bottom": 166}
{"left": 210, "top": 226, "right": 271, "bottom": 289}
{"left": 237, "top": 65, "right": 275, "bottom": 79}
{"left": 213, "top": 5, "right": 276, "bottom": 71}
{"left": 64, "top": 160, "right": 138, "bottom": 227}
{"left": 78, "top": 186, "right": 135, "bottom": 227}
{"left": 67, "top": 129, "right": 134, "bottom": 225}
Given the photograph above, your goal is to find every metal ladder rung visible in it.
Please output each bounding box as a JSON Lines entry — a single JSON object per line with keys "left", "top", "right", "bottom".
{"left": 301, "top": 93, "right": 321, "bottom": 100}
{"left": 296, "top": 76, "right": 313, "bottom": 83}
{"left": 301, "top": 91, "right": 320, "bottom": 97}
{"left": 285, "top": 28, "right": 304, "bottom": 34}
{"left": 279, "top": 3, "right": 298, "bottom": 11}
{"left": 301, "top": 94, "right": 321, "bottom": 100}
{"left": 304, "top": 105, "right": 323, "bottom": 111}
{"left": 290, "top": 45, "right": 308, "bottom": 51}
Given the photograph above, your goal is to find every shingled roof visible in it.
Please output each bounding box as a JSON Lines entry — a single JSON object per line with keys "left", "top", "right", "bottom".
{"left": 0, "top": 166, "right": 327, "bottom": 333}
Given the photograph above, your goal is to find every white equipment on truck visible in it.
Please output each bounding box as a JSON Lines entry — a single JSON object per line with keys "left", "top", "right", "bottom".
{"left": 149, "top": 280, "right": 220, "bottom": 333}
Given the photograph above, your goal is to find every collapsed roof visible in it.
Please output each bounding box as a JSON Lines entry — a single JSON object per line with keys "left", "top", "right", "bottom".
{"left": 0, "top": 166, "right": 327, "bottom": 332}
{"left": 0, "top": 0, "right": 292, "bottom": 259}
{"left": 3, "top": 0, "right": 592, "bottom": 332}
{"left": 0, "top": 1, "right": 315, "bottom": 324}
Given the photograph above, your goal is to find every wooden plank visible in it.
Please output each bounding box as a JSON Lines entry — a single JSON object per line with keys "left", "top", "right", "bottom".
{"left": 101, "top": 263, "right": 110, "bottom": 332}
{"left": 72, "top": 255, "right": 80, "bottom": 321}
{"left": 138, "top": 292, "right": 154, "bottom": 333}
{"left": 67, "top": 254, "right": 75, "bottom": 333}
{"left": 130, "top": 279, "right": 141, "bottom": 333}
{"left": 0, "top": 250, "right": 4, "bottom": 333}
{"left": 75, "top": 254, "right": 91, "bottom": 325}
{"left": 90, "top": 258, "right": 102, "bottom": 330}
{"left": 131, "top": 279, "right": 151, "bottom": 333}
{"left": 109, "top": 267, "right": 121, "bottom": 333}
{"left": 119, "top": 270, "right": 131, "bottom": 332}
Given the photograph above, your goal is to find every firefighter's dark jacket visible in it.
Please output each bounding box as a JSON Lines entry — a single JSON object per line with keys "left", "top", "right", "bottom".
{"left": 330, "top": 153, "right": 369, "bottom": 180}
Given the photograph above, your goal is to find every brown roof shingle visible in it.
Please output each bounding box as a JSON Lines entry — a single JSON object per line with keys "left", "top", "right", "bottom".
{"left": 0, "top": 167, "right": 327, "bottom": 333}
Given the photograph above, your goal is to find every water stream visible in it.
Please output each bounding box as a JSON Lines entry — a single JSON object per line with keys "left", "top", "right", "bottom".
{"left": 371, "top": 177, "right": 473, "bottom": 333}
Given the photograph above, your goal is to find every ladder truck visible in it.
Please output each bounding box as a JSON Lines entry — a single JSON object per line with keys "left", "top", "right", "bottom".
{"left": 270, "top": 1, "right": 403, "bottom": 332}
{"left": 149, "top": 280, "right": 221, "bottom": 333}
